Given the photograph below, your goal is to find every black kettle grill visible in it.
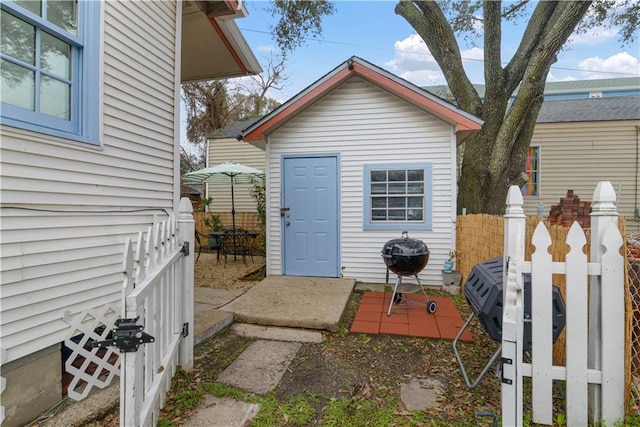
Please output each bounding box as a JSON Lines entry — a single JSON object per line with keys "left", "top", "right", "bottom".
{"left": 381, "top": 231, "right": 436, "bottom": 315}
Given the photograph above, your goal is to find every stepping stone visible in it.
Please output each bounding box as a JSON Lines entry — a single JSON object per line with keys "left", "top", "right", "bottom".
{"left": 217, "top": 340, "right": 301, "bottom": 394}
{"left": 400, "top": 377, "right": 445, "bottom": 411}
{"left": 184, "top": 396, "right": 260, "bottom": 427}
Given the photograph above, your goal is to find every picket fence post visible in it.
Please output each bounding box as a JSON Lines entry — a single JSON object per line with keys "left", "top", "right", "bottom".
{"left": 178, "top": 197, "right": 195, "bottom": 370}
{"left": 501, "top": 186, "right": 526, "bottom": 426}
{"left": 588, "top": 181, "right": 624, "bottom": 424}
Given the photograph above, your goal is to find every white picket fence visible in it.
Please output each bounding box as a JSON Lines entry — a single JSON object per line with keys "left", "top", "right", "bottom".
{"left": 119, "top": 198, "right": 195, "bottom": 426}
{"left": 501, "top": 181, "right": 625, "bottom": 426}
{"left": 61, "top": 198, "right": 195, "bottom": 426}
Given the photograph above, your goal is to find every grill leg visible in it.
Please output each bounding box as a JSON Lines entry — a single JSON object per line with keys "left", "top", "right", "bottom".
{"left": 387, "top": 275, "right": 403, "bottom": 316}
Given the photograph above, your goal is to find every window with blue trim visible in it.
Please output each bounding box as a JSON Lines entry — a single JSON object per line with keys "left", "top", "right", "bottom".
{"left": 363, "top": 163, "right": 433, "bottom": 231}
{"left": 1, "top": 0, "right": 100, "bottom": 144}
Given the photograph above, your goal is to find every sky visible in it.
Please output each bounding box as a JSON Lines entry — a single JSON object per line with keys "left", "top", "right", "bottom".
{"left": 234, "top": 0, "right": 640, "bottom": 102}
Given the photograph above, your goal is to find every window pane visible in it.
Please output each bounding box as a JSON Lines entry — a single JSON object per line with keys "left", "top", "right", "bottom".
{"left": 388, "top": 210, "right": 405, "bottom": 220}
{"left": 372, "top": 210, "right": 387, "bottom": 221}
{"left": 1, "top": 59, "right": 35, "bottom": 110}
{"left": 1, "top": 11, "right": 35, "bottom": 65}
{"left": 407, "top": 183, "right": 423, "bottom": 194}
{"left": 371, "top": 170, "right": 386, "bottom": 182}
{"left": 42, "top": 32, "right": 71, "bottom": 78}
{"left": 47, "top": 0, "right": 78, "bottom": 35}
{"left": 40, "top": 75, "right": 70, "bottom": 119}
{"left": 407, "top": 169, "right": 423, "bottom": 181}
{"left": 408, "top": 209, "right": 423, "bottom": 221}
{"left": 388, "top": 170, "right": 405, "bottom": 181}
{"left": 371, "top": 183, "right": 386, "bottom": 194}
{"left": 15, "top": 0, "right": 42, "bottom": 16}
{"left": 388, "top": 183, "right": 405, "bottom": 194}
{"left": 371, "top": 197, "right": 386, "bottom": 208}
{"left": 388, "top": 197, "right": 405, "bottom": 208}
{"left": 407, "top": 196, "right": 423, "bottom": 208}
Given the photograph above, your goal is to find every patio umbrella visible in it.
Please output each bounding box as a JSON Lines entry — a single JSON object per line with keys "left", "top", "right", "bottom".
{"left": 181, "top": 161, "right": 264, "bottom": 249}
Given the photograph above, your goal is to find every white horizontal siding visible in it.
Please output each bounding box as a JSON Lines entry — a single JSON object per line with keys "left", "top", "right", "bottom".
{"left": 206, "top": 137, "right": 266, "bottom": 213}
{"left": 0, "top": 1, "right": 179, "bottom": 363}
{"left": 523, "top": 120, "right": 640, "bottom": 218}
{"left": 266, "top": 77, "right": 457, "bottom": 286}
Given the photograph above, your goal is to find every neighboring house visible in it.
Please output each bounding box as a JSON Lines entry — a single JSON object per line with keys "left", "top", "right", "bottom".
{"left": 241, "top": 56, "right": 483, "bottom": 285}
{"left": 0, "top": 1, "right": 260, "bottom": 426}
{"left": 427, "top": 76, "right": 640, "bottom": 102}
{"left": 522, "top": 95, "right": 640, "bottom": 218}
{"left": 206, "top": 117, "right": 264, "bottom": 212}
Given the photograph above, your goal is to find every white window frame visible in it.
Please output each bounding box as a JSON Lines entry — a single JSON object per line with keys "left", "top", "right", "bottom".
{"left": 363, "top": 162, "right": 433, "bottom": 231}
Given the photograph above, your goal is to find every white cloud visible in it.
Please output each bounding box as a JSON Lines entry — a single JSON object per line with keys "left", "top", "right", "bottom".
{"left": 568, "top": 27, "right": 619, "bottom": 46}
{"left": 256, "top": 45, "right": 275, "bottom": 52}
{"left": 384, "top": 34, "right": 486, "bottom": 85}
{"left": 577, "top": 52, "right": 640, "bottom": 78}
{"left": 546, "top": 72, "right": 577, "bottom": 82}
{"left": 461, "top": 46, "right": 484, "bottom": 61}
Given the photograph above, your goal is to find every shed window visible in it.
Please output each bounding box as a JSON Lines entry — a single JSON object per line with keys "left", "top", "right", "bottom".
{"left": 0, "top": 0, "right": 100, "bottom": 144}
{"left": 521, "top": 146, "right": 539, "bottom": 196}
{"left": 363, "top": 163, "right": 432, "bottom": 230}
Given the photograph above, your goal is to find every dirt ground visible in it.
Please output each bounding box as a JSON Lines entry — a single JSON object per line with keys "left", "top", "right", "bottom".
{"left": 194, "top": 251, "right": 266, "bottom": 292}
{"left": 184, "top": 251, "right": 506, "bottom": 426}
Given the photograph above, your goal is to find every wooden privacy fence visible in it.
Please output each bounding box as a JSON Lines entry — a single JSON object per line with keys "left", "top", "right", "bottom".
{"left": 501, "top": 182, "right": 625, "bottom": 426}
{"left": 193, "top": 211, "right": 263, "bottom": 253}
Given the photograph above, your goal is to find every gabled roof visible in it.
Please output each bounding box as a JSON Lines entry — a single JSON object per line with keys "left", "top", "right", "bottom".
{"left": 209, "top": 117, "right": 262, "bottom": 139}
{"left": 241, "top": 56, "right": 483, "bottom": 145}
{"left": 536, "top": 96, "right": 640, "bottom": 123}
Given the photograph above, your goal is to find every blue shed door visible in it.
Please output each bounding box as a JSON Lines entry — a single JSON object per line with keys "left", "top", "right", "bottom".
{"left": 282, "top": 156, "right": 339, "bottom": 277}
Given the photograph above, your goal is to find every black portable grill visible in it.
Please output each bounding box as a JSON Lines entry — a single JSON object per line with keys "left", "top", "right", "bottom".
{"left": 381, "top": 231, "right": 436, "bottom": 315}
{"left": 452, "top": 257, "right": 566, "bottom": 388}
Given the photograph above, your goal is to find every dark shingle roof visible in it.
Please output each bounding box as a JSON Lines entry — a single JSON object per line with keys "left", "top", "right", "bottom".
{"left": 536, "top": 96, "right": 640, "bottom": 123}
{"left": 210, "top": 117, "right": 262, "bottom": 139}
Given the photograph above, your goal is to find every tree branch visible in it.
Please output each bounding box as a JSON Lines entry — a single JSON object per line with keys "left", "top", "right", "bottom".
{"left": 483, "top": 1, "right": 503, "bottom": 97}
{"left": 395, "top": 0, "right": 482, "bottom": 115}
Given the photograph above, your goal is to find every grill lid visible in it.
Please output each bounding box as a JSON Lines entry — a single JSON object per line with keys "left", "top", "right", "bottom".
{"left": 381, "top": 231, "right": 429, "bottom": 257}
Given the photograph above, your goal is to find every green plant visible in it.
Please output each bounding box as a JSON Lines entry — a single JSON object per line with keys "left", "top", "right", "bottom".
{"left": 201, "top": 196, "right": 224, "bottom": 232}
{"left": 554, "top": 412, "right": 567, "bottom": 426}
{"left": 250, "top": 181, "right": 266, "bottom": 252}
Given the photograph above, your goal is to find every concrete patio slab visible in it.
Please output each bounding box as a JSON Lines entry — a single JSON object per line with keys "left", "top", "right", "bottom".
{"left": 194, "top": 287, "right": 243, "bottom": 310}
{"left": 216, "top": 340, "right": 301, "bottom": 395}
{"left": 222, "top": 276, "right": 354, "bottom": 331}
{"left": 194, "top": 309, "right": 233, "bottom": 345}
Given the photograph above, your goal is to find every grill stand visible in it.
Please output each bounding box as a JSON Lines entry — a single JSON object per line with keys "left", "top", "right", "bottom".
{"left": 387, "top": 273, "right": 437, "bottom": 316}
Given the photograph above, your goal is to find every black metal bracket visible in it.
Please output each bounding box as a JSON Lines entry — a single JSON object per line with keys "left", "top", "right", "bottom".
{"left": 181, "top": 241, "right": 190, "bottom": 256}
{"left": 92, "top": 317, "right": 155, "bottom": 353}
{"left": 181, "top": 322, "right": 189, "bottom": 338}
{"left": 500, "top": 357, "right": 513, "bottom": 384}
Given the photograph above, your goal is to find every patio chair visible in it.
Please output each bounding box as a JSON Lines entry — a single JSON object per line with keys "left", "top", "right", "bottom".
{"left": 195, "top": 230, "right": 223, "bottom": 263}
{"left": 221, "top": 228, "right": 251, "bottom": 267}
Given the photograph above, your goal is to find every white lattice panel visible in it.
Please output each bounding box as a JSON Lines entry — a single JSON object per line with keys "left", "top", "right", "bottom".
{"left": 62, "top": 303, "right": 121, "bottom": 401}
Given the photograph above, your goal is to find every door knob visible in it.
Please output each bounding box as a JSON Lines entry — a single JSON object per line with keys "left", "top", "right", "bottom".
{"left": 285, "top": 221, "right": 291, "bottom": 227}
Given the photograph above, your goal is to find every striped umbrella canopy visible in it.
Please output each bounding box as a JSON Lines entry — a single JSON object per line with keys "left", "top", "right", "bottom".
{"left": 181, "top": 161, "right": 264, "bottom": 233}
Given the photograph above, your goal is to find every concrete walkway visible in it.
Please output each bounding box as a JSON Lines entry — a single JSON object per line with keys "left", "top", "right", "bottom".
{"left": 42, "top": 280, "right": 444, "bottom": 426}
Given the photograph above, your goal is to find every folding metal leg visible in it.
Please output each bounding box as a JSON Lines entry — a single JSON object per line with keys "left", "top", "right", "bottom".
{"left": 452, "top": 312, "right": 502, "bottom": 389}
